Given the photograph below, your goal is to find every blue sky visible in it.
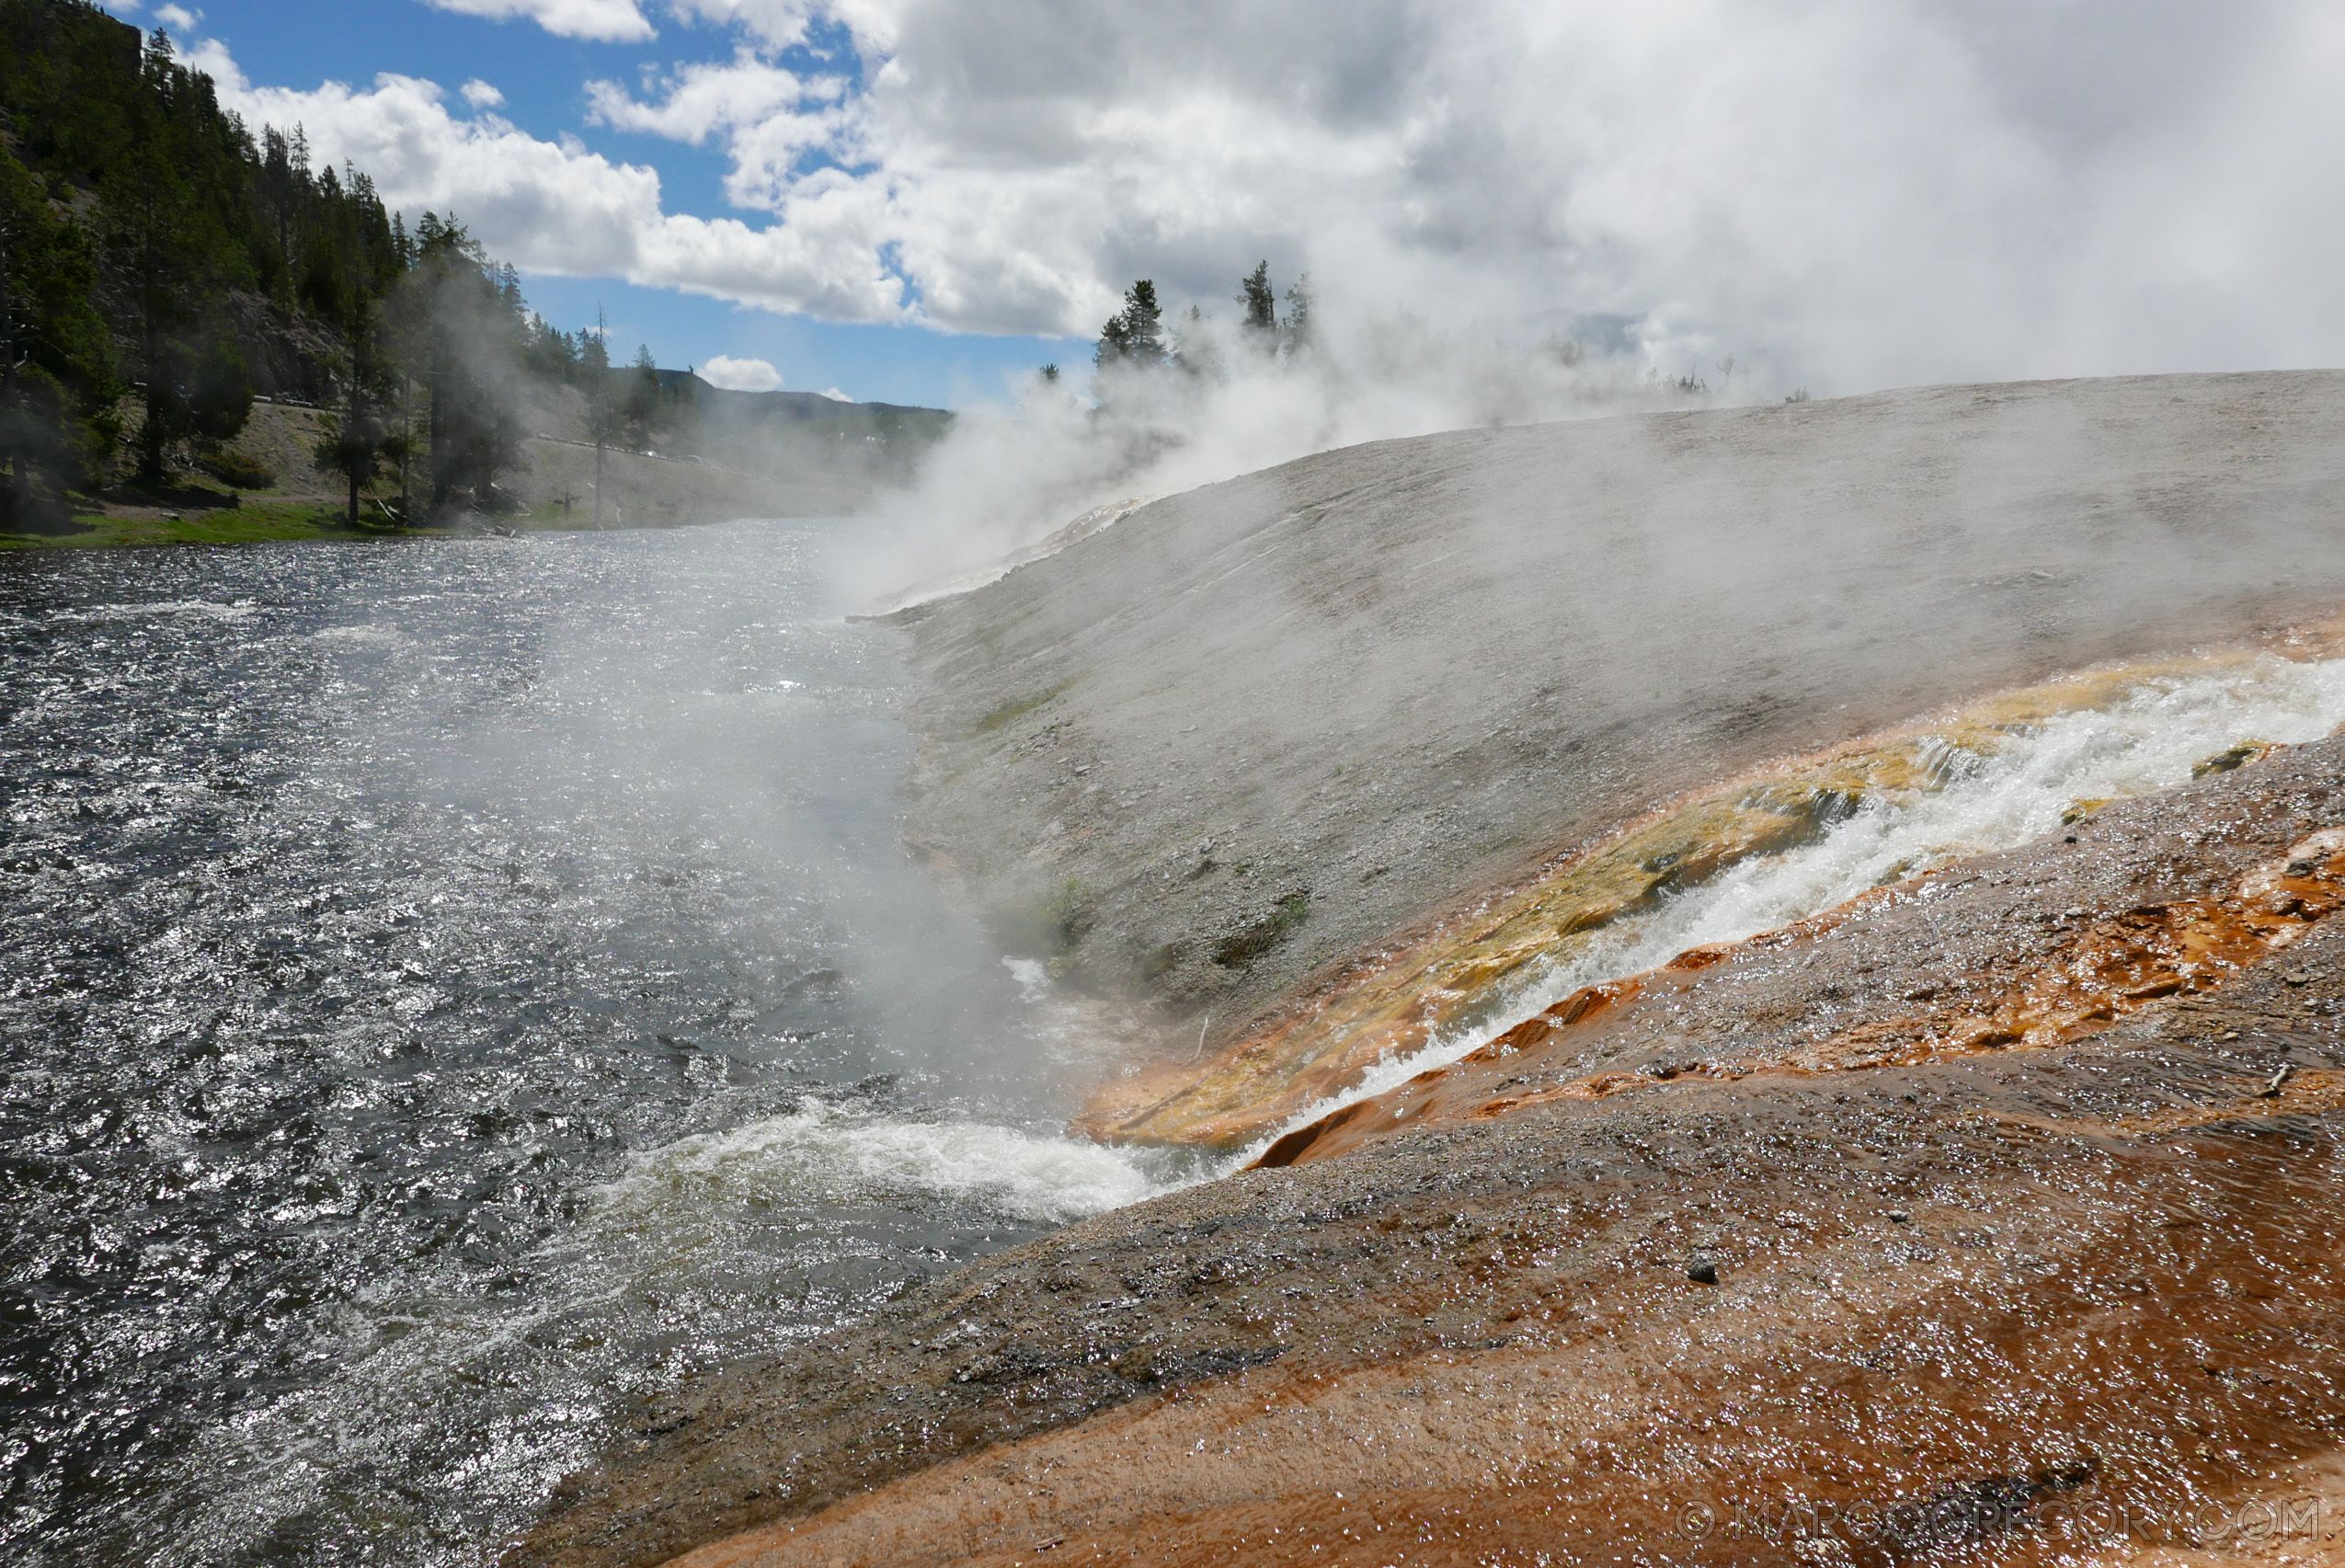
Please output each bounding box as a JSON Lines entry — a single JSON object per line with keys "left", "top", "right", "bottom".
{"left": 105, "top": 0, "right": 1088, "bottom": 409}
{"left": 510, "top": 277, "right": 1085, "bottom": 411}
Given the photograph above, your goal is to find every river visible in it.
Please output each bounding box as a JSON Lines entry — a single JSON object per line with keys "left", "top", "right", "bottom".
{"left": 0, "top": 521, "right": 1164, "bottom": 1566}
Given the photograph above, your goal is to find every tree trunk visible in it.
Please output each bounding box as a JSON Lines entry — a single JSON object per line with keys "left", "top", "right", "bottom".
{"left": 395, "top": 372, "right": 412, "bottom": 520}
{"left": 0, "top": 220, "right": 21, "bottom": 524}
{"left": 137, "top": 210, "right": 167, "bottom": 482}
{"left": 343, "top": 372, "right": 363, "bottom": 525}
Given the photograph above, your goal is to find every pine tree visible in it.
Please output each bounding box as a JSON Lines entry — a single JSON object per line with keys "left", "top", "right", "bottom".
{"left": 313, "top": 292, "right": 389, "bottom": 525}
{"left": 403, "top": 212, "right": 521, "bottom": 513}
{"left": 0, "top": 138, "right": 116, "bottom": 529}
{"left": 1094, "top": 314, "right": 1132, "bottom": 368}
{"left": 584, "top": 307, "right": 612, "bottom": 527}
{"left": 257, "top": 124, "right": 302, "bottom": 305}
{"left": 1282, "top": 272, "right": 1314, "bottom": 352}
{"left": 1095, "top": 280, "right": 1166, "bottom": 370}
{"left": 624, "top": 342, "right": 662, "bottom": 444}
{"left": 1237, "top": 261, "right": 1276, "bottom": 335}
{"left": 379, "top": 249, "right": 429, "bottom": 519}
{"left": 1119, "top": 280, "right": 1165, "bottom": 366}
{"left": 100, "top": 138, "right": 207, "bottom": 479}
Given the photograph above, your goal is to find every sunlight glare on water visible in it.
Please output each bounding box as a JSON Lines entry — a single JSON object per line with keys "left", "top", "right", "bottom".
{"left": 0, "top": 522, "right": 1165, "bottom": 1568}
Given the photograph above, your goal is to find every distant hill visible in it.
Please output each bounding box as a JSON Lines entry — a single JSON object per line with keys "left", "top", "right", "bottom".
{"left": 637, "top": 372, "right": 953, "bottom": 489}
{"left": 0, "top": 0, "right": 406, "bottom": 524}
{"left": 658, "top": 370, "right": 951, "bottom": 428}
{"left": 0, "top": 0, "right": 951, "bottom": 531}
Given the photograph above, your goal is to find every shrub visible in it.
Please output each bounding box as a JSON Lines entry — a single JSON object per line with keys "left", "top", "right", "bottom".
{"left": 1214, "top": 892, "right": 1311, "bottom": 967}
{"left": 198, "top": 448, "right": 275, "bottom": 490}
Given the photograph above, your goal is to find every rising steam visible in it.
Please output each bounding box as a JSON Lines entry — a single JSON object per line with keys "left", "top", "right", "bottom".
{"left": 830, "top": 304, "right": 1744, "bottom": 612}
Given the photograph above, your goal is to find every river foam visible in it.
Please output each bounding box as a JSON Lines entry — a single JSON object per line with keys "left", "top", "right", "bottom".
{"left": 595, "top": 1100, "right": 1167, "bottom": 1230}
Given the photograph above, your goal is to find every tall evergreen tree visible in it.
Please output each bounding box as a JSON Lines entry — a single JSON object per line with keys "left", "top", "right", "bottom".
{"left": 1237, "top": 261, "right": 1277, "bottom": 336}
{"left": 583, "top": 306, "right": 612, "bottom": 528}
{"left": 0, "top": 139, "right": 116, "bottom": 527}
{"left": 99, "top": 137, "right": 208, "bottom": 478}
{"left": 1094, "top": 314, "right": 1132, "bottom": 367}
{"left": 623, "top": 342, "right": 662, "bottom": 444}
{"left": 1120, "top": 280, "right": 1165, "bottom": 365}
{"left": 1095, "top": 279, "right": 1167, "bottom": 370}
{"left": 313, "top": 292, "right": 390, "bottom": 525}
{"left": 404, "top": 212, "right": 521, "bottom": 512}
{"left": 379, "top": 248, "right": 429, "bottom": 518}
{"left": 1282, "top": 271, "right": 1314, "bottom": 352}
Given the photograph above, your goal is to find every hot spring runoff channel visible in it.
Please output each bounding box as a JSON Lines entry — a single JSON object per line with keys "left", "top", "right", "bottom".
{"left": 0, "top": 521, "right": 1168, "bottom": 1567}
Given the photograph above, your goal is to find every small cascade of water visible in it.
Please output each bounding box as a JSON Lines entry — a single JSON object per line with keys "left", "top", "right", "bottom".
{"left": 591, "top": 1098, "right": 1169, "bottom": 1231}
{"left": 1232, "top": 652, "right": 2345, "bottom": 1163}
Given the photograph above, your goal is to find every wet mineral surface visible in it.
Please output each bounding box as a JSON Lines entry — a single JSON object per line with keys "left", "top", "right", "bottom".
{"left": 892, "top": 370, "right": 2345, "bottom": 1070}
{"left": 511, "top": 727, "right": 2345, "bottom": 1567}
{"left": 1081, "top": 647, "right": 2339, "bottom": 1151}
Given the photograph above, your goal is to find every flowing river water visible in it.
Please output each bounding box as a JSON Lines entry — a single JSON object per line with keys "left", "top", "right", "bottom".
{"left": 0, "top": 521, "right": 1171, "bottom": 1567}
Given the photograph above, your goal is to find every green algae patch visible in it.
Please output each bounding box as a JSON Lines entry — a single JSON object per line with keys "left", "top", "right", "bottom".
{"left": 1215, "top": 892, "right": 1311, "bottom": 968}
{"left": 989, "top": 876, "right": 1095, "bottom": 967}
{"left": 975, "top": 678, "right": 1081, "bottom": 735}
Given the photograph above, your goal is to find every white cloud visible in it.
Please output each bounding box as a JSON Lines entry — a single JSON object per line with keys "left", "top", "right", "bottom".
{"left": 419, "top": 0, "right": 654, "bottom": 43}
{"left": 186, "top": 40, "right": 908, "bottom": 320}
{"left": 154, "top": 3, "right": 198, "bottom": 29}
{"left": 183, "top": 1, "right": 2345, "bottom": 394}
{"left": 588, "top": 53, "right": 821, "bottom": 146}
{"left": 460, "top": 79, "right": 506, "bottom": 109}
{"left": 700, "top": 353, "right": 784, "bottom": 391}
{"left": 668, "top": 0, "right": 889, "bottom": 51}
{"left": 579, "top": 0, "right": 2345, "bottom": 391}
{"left": 818, "top": 386, "right": 852, "bottom": 401}
{"left": 589, "top": 54, "right": 849, "bottom": 212}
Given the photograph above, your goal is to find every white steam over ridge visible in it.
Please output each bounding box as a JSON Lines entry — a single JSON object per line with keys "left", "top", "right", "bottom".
{"left": 833, "top": 323, "right": 1719, "bottom": 612}
{"left": 172, "top": 1, "right": 2345, "bottom": 394}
